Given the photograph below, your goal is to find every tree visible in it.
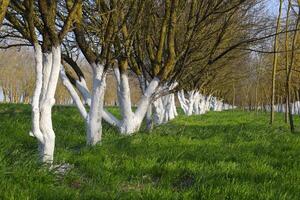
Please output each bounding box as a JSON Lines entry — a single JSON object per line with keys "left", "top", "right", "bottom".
{"left": 5, "top": 0, "right": 82, "bottom": 163}
{"left": 270, "top": 0, "right": 283, "bottom": 125}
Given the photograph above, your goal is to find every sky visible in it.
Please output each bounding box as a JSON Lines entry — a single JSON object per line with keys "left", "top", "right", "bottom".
{"left": 266, "top": 0, "right": 279, "bottom": 15}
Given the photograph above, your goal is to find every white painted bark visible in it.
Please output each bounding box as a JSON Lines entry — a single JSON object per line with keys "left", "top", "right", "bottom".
{"left": 178, "top": 90, "right": 199, "bottom": 116}
{"left": 171, "top": 93, "right": 178, "bottom": 116}
{"left": 76, "top": 78, "right": 91, "bottom": 106}
{"left": 41, "top": 52, "right": 52, "bottom": 102}
{"left": 72, "top": 74, "right": 119, "bottom": 126}
{"left": 30, "top": 44, "right": 44, "bottom": 144}
{"left": 162, "top": 93, "right": 177, "bottom": 122}
{"left": 199, "top": 95, "right": 207, "bottom": 114}
{"left": 116, "top": 71, "right": 137, "bottom": 134}
{"left": 117, "top": 74, "right": 160, "bottom": 134}
{"left": 205, "top": 95, "right": 212, "bottom": 112}
{"left": 39, "top": 46, "right": 61, "bottom": 163}
{"left": 178, "top": 90, "right": 189, "bottom": 114}
{"left": 64, "top": 64, "right": 159, "bottom": 135}
{"left": 134, "top": 77, "right": 160, "bottom": 123}
{"left": 145, "top": 104, "right": 153, "bottom": 130}
{"left": 112, "top": 67, "right": 160, "bottom": 134}
{"left": 86, "top": 64, "right": 106, "bottom": 145}
{"left": 187, "top": 91, "right": 196, "bottom": 116}
{"left": 60, "top": 68, "right": 87, "bottom": 119}
{"left": 119, "top": 73, "right": 135, "bottom": 121}
{"left": 178, "top": 90, "right": 213, "bottom": 116}
{"left": 153, "top": 96, "right": 164, "bottom": 124}
{"left": 153, "top": 84, "right": 178, "bottom": 125}
{"left": 102, "top": 110, "right": 121, "bottom": 126}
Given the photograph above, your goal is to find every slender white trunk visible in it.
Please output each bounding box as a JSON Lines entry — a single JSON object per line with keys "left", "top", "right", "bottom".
{"left": 178, "top": 90, "right": 189, "bottom": 114}
{"left": 60, "top": 68, "right": 87, "bottom": 119}
{"left": 187, "top": 91, "right": 196, "bottom": 116}
{"left": 179, "top": 90, "right": 210, "bottom": 116}
{"left": 117, "top": 72, "right": 136, "bottom": 134}
{"left": 153, "top": 97, "right": 164, "bottom": 124}
{"left": 199, "top": 95, "right": 206, "bottom": 114}
{"left": 76, "top": 78, "right": 91, "bottom": 106}
{"left": 171, "top": 93, "right": 178, "bottom": 116}
{"left": 86, "top": 64, "right": 106, "bottom": 145}
{"left": 102, "top": 110, "right": 121, "bottom": 126}
{"left": 38, "top": 46, "right": 61, "bottom": 163}
{"left": 205, "top": 95, "right": 212, "bottom": 112}
{"left": 192, "top": 92, "right": 200, "bottom": 115}
{"left": 119, "top": 73, "right": 134, "bottom": 122}
{"left": 41, "top": 52, "right": 52, "bottom": 102}
{"left": 30, "top": 44, "right": 44, "bottom": 144}
{"left": 162, "top": 93, "right": 176, "bottom": 122}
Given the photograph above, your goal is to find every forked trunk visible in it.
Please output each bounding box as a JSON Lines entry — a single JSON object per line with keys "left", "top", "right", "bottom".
{"left": 30, "top": 45, "right": 61, "bottom": 164}
{"left": 39, "top": 46, "right": 61, "bottom": 163}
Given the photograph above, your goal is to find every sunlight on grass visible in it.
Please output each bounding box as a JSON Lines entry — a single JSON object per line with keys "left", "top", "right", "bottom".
{"left": 0, "top": 104, "right": 300, "bottom": 199}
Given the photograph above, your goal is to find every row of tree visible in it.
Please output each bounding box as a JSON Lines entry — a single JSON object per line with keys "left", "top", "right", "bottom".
{"left": 0, "top": 0, "right": 285, "bottom": 164}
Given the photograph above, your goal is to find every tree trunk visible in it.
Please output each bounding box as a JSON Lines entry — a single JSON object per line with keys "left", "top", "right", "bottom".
{"left": 39, "top": 46, "right": 61, "bottom": 163}
{"left": 86, "top": 64, "right": 106, "bottom": 145}
{"left": 30, "top": 44, "right": 44, "bottom": 146}
{"left": 286, "top": 1, "right": 300, "bottom": 132}
{"left": 270, "top": 0, "right": 282, "bottom": 124}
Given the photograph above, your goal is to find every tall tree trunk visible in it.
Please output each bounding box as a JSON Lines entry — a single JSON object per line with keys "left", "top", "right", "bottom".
{"left": 30, "top": 44, "right": 44, "bottom": 150}
{"left": 86, "top": 64, "right": 106, "bottom": 145}
{"left": 270, "top": 0, "right": 283, "bottom": 124}
{"left": 285, "top": 1, "right": 291, "bottom": 123}
{"left": 286, "top": 1, "right": 300, "bottom": 132}
{"left": 39, "top": 46, "right": 61, "bottom": 163}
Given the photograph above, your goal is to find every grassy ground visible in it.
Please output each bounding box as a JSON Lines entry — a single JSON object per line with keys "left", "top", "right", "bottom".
{"left": 0, "top": 104, "right": 300, "bottom": 200}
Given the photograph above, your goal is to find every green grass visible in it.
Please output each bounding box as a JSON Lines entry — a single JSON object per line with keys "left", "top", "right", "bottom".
{"left": 0, "top": 104, "right": 300, "bottom": 200}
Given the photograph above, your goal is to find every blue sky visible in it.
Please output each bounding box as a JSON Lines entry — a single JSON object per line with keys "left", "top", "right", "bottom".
{"left": 266, "top": 0, "right": 279, "bottom": 15}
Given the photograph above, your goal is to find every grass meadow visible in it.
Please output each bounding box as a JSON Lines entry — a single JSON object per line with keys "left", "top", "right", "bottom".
{"left": 0, "top": 104, "right": 300, "bottom": 199}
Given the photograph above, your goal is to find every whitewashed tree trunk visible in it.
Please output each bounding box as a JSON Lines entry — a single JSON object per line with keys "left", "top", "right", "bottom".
{"left": 40, "top": 52, "right": 52, "bottom": 102}
{"left": 30, "top": 45, "right": 62, "bottom": 164}
{"left": 205, "top": 95, "right": 212, "bottom": 112}
{"left": 187, "top": 91, "right": 196, "bottom": 116}
{"left": 86, "top": 64, "right": 106, "bottom": 145}
{"left": 199, "top": 95, "right": 207, "bottom": 114}
{"left": 178, "top": 90, "right": 212, "bottom": 116}
{"left": 178, "top": 90, "right": 199, "bottom": 116}
{"left": 118, "top": 73, "right": 137, "bottom": 134}
{"left": 62, "top": 65, "right": 159, "bottom": 135}
{"left": 60, "top": 68, "right": 87, "bottom": 119}
{"left": 178, "top": 90, "right": 189, "bottom": 114}
{"left": 76, "top": 78, "right": 91, "bottom": 106}
{"left": 39, "top": 46, "right": 61, "bottom": 163}
{"left": 112, "top": 67, "right": 160, "bottom": 134}
{"left": 145, "top": 104, "right": 153, "bottom": 130}
{"left": 192, "top": 92, "right": 201, "bottom": 115}
{"left": 133, "top": 77, "right": 160, "bottom": 130}
{"left": 30, "top": 44, "right": 44, "bottom": 144}
{"left": 71, "top": 73, "right": 120, "bottom": 126}
{"left": 153, "top": 96, "right": 164, "bottom": 124}
{"left": 152, "top": 82, "right": 178, "bottom": 125}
